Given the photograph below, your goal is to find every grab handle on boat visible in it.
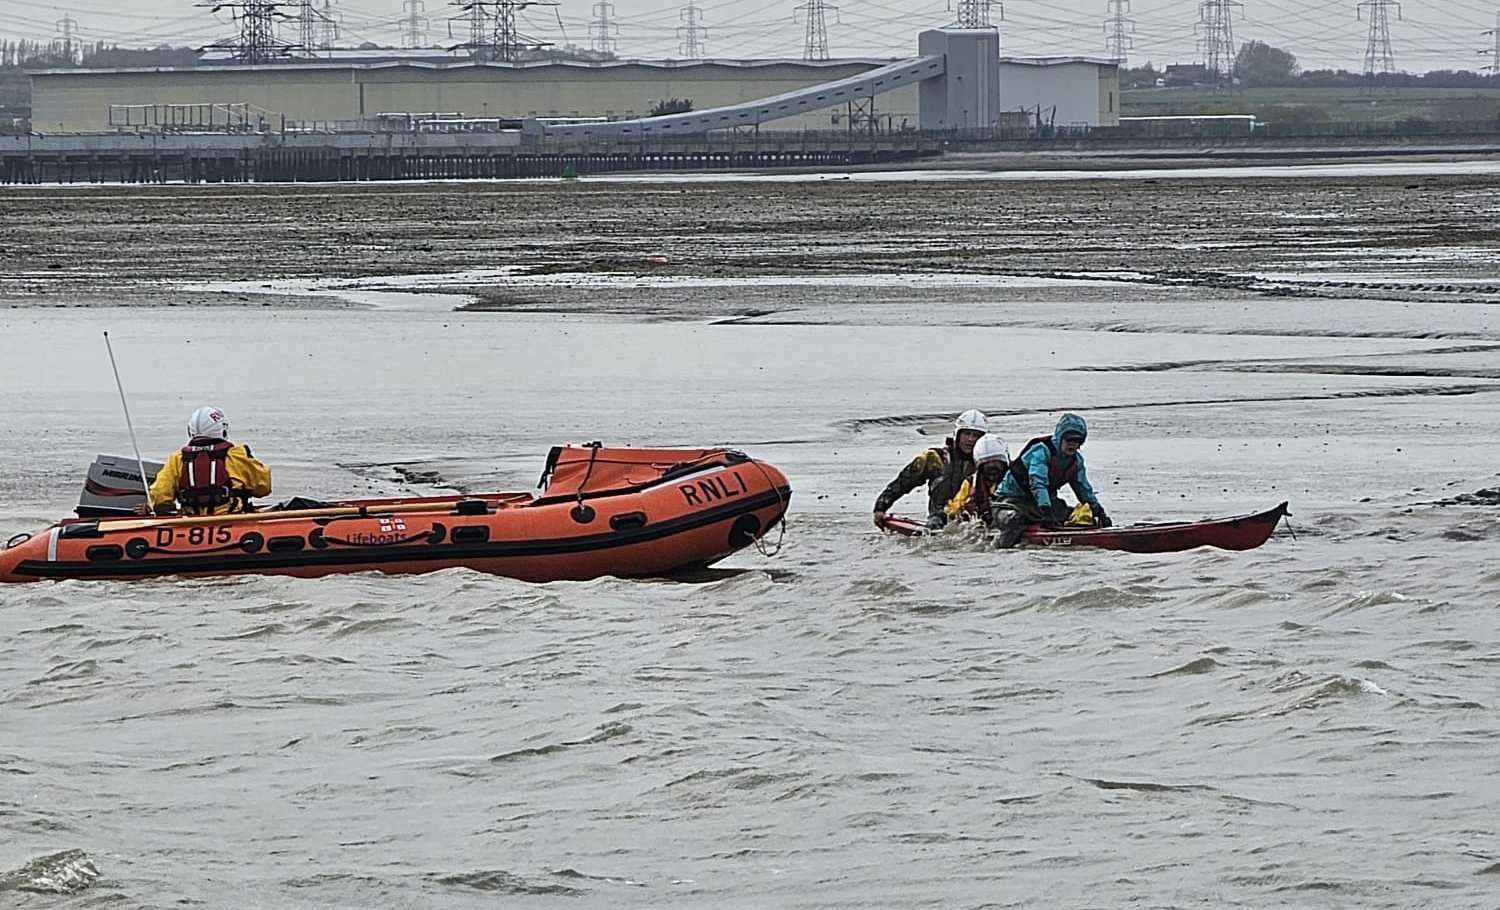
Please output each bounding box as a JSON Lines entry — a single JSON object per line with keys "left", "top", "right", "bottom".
{"left": 609, "top": 511, "right": 647, "bottom": 531}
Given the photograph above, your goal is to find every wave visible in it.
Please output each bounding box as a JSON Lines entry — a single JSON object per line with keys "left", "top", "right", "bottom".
{"left": 0, "top": 849, "right": 99, "bottom": 895}
{"left": 430, "top": 869, "right": 584, "bottom": 895}
{"left": 1147, "top": 656, "right": 1221, "bottom": 677}
{"left": 489, "top": 721, "right": 632, "bottom": 764}
{"left": 1081, "top": 777, "right": 1214, "bottom": 793}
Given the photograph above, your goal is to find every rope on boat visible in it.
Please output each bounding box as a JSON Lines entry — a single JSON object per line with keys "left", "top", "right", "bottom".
{"left": 747, "top": 457, "right": 788, "bottom": 558}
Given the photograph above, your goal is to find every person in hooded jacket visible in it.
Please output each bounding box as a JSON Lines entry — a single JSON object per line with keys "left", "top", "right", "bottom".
{"left": 873, "top": 409, "right": 987, "bottom": 530}
{"left": 148, "top": 406, "right": 272, "bottom": 516}
{"left": 991, "top": 412, "right": 1110, "bottom": 547}
{"left": 943, "top": 434, "right": 1010, "bottom": 526}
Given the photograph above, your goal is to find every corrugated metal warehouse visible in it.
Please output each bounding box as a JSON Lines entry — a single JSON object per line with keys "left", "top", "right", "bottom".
{"left": 29, "top": 55, "right": 1117, "bottom": 134}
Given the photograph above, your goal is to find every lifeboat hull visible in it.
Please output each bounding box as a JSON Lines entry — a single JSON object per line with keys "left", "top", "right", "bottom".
{"left": 0, "top": 448, "right": 791, "bottom": 584}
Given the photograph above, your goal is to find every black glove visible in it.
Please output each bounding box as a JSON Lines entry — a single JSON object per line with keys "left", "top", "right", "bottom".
{"left": 1040, "top": 517, "right": 1064, "bottom": 530}
{"left": 1094, "top": 505, "right": 1112, "bottom": 528}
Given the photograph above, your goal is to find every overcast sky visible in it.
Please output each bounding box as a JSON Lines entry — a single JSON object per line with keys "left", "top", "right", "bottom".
{"left": 2, "top": 0, "right": 1496, "bottom": 72}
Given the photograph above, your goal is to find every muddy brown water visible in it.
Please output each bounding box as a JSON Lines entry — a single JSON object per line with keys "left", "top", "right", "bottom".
{"left": 2, "top": 167, "right": 1498, "bottom": 907}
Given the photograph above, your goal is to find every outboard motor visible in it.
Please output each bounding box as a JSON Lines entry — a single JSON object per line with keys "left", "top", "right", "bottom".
{"left": 77, "top": 454, "right": 163, "bottom": 518}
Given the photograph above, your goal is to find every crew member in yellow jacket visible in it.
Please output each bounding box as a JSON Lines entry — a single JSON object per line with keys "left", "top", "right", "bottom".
{"left": 873, "top": 409, "right": 987, "bottom": 530}
{"left": 148, "top": 406, "right": 273, "bottom": 515}
{"left": 943, "top": 434, "right": 1010, "bottom": 525}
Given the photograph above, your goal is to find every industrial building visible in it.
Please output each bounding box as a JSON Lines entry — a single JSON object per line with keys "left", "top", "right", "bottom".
{"left": 999, "top": 57, "right": 1122, "bottom": 128}
{"left": 29, "top": 37, "right": 1118, "bottom": 136}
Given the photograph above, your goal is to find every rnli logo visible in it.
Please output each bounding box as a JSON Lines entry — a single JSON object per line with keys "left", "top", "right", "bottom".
{"left": 679, "top": 471, "right": 749, "bottom": 507}
{"left": 378, "top": 517, "right": 407, "bottom": 533}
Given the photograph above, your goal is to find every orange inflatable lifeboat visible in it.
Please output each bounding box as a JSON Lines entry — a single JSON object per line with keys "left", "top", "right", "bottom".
{"left": 0, "top": 445, "right": 791, "bottom": 584}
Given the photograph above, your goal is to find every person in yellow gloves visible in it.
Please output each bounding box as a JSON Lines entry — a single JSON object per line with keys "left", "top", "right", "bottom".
{"left": 991, "top": 412, "right": 1110, "bottom": 547}
{"left": 943, "top": 434, "right": 1009, "bottom": 526}
{"left": 873, "top": 409, "right": 987, "bottom": 530}
{"left": 148, "top": 406, "right": 272, "bottom": 516}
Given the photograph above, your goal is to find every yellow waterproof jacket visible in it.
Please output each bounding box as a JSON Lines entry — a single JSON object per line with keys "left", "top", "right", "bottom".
{"left": 944, "top": 474, "right": 1004, "bottom": 522}
{"left": 149, "top": 444, "right": 273, "bottom": 515}
{"left": 872, "top": 440, "right": 975, "bottom": 520}
{"left": 944, "top": 477, "right": 978, "bottom": 519}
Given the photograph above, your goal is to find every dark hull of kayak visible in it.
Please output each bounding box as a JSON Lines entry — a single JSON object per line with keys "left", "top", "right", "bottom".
{"left": 879, "top": 502, "right": 1289, "bottom": 554}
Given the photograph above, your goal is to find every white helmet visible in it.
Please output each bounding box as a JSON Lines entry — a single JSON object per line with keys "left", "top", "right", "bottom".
{"left": 973, "top": 434, "right": 1009, "bottom": 467}
{"left": 187, "top": 405, "right": 230, "bottom": 441}
{"left": 954, "top": 409, "right": 988, "bottom": 435}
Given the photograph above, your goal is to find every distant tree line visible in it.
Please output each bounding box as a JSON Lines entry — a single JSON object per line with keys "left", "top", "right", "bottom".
{"left": 348, "top": 40, "right": 617, "bottom": 64}
{"left": 1123, "top": 41, "right": 1500, "bottom": 90}
{"left": 3, "top": 39, "right": 200, "bottom": 131}
{"left": 2, "top": 38, "right": 74, "bottom": 67}
{"left": 2, "top": 38, "right": 197, "bottom": 68}
{"left": 648, "top": 97, "right": 694, "bottom": 116}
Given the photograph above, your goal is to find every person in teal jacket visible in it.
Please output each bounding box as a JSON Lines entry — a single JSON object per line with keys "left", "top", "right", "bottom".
{"left": 992, "top": 412, "right": 1110, "bottom": 547}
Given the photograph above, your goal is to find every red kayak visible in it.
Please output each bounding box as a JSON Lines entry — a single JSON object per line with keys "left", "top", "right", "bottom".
{"left": 878, "top": 502, "right": 1289, "bottom": 554}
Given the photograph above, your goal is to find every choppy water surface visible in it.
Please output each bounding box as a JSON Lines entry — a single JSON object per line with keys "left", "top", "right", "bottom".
{"left": 2, "top": 170, "right": 1499, "bottom": 908}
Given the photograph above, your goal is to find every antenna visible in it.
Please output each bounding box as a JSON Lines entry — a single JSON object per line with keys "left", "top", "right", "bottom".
{"left": 102, "top": 332, "right": 153, "bottom": 505}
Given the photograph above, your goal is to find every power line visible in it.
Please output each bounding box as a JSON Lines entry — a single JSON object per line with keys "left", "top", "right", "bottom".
{"left": 952, "top": 0, "right": 1001, "bottom": 29}
{"left": 677, "top": 0, "right": 706, "bottom": 59}
{"left": 319, "top": 0, "right": 340, "bottom": 49}
{"left": 196, "top": 1, "right": 303, "bottom": 63}
{"left": 1482, "top": 10, "right": 1500, "bottom": 73}
{"left": 1195, "top": 0, "right": 1241, "bottom": 85}
{"left": 590, "top": 0, "right": 618, "bottom": 54}
{"left": 300, "top": 0, "right": 317, "bottom": 50}
{"left": 0, "top": 0, "right": 1488, "bottom": 71}
{"left": 1104, "top": 0, "right": 1133, "bottom": 64}
{"left": 297, "top": 0, "right": 338, "bottom": 54}
{"left": 447, "top": 0, "right": 558, "bottom": 62}
{"left": 792, "top": 0, "right": 837, "bottom": 60}
{"left": 400, "top": 0, "right": 429, "bottom": 47}
{"left": 1357, "top": 0, "right": 1400, "bottom": 77}
{"left": 53, "top": 12, "right": 79, "bottom": 63}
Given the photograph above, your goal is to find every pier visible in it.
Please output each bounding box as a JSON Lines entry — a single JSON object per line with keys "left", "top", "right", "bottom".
{"left": 0, "top": 130, "right": 942, "bottom": 184}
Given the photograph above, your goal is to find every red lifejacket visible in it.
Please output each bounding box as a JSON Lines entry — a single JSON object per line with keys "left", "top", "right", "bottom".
{"left": 1008, "top": 435, "right": 1079, "bottom": 498}
{"left": 177, "top": 437, "right": 236, "bottom": 513}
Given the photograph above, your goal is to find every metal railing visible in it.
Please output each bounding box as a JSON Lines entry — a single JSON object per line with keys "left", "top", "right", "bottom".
{"left": 106, "top": 102, "right": 277, "bottom": 134}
